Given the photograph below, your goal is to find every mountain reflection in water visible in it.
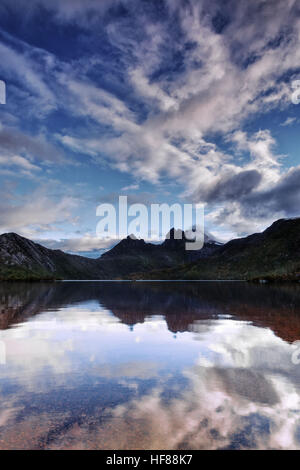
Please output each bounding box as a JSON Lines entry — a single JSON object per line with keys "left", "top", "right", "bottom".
{"left": 0, "top": 281, "right": 299, "bottom": 449}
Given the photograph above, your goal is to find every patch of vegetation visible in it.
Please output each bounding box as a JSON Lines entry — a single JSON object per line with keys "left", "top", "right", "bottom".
{"left": 0, "top": 265, "right": 59, "bottom": 281}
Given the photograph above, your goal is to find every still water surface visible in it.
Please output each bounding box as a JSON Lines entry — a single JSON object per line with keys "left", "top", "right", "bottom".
{"left": 0, "top": 281, "right": 300, "bottom": 449}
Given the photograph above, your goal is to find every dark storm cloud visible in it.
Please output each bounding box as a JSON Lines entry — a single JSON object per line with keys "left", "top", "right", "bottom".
{"left": 210, "top": 165, "right": 300, "bottom": 231}
{"left": 205, "top": 170, "right": 262, "bottom": 203}
{"left": 242, "top": 167, "right": 300, "bottom": 219}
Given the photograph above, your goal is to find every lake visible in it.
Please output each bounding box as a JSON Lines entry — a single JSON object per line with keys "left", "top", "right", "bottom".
{"left": 0, "top": 281, "right": 299, "bottom": 450}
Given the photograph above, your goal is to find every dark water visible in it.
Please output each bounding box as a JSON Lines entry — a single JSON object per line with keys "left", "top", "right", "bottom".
{"left": 0, "top": 281, "right": 300, "bottom": 450}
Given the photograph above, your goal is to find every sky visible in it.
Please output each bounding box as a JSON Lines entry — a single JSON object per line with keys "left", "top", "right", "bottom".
{"left": 0, "top": 0, "right": 300, "bottom": 257}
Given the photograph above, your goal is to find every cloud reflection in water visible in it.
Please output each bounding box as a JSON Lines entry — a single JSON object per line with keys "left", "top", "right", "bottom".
{"left": 0, "top": 281, "right": 299, "bottom": 449}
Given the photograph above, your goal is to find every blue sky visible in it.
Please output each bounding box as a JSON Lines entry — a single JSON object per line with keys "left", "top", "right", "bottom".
{"left": 0, "top": 0, "right": 300, "bottom": 256}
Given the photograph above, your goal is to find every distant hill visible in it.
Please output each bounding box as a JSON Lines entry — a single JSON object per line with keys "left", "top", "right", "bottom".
{"left": 0, "top": 228, "right": 220, "bottom": 280}
{"left": 100, "top": 229, "right": 221, "bottom": 276}
{"left": 0, "top": 232, "right": 107, "bottom": 280}
{"left": 133, "top": 218, "right": 300, "bottom": 281}
{"left": 1, "top": 219, "right": 300, "bottom": 281}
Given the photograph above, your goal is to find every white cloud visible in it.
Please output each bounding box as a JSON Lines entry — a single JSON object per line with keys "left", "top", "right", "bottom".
{"left": 0, "top": 190, "right": 78, "bottom": 238}
{"left": 0, "top": 40, "right": 56, "bottom": 116}
{"left": 121, "top": 184, "right": 139, "bottom": 191}
{"left": 280, "top": 117, "right": 297, "bottom": 127}
{"left": 0, "top": 154, "right": 40, "bottom": 175}
{"left": 39, "top": 233, "right": 118, "bottom": 253}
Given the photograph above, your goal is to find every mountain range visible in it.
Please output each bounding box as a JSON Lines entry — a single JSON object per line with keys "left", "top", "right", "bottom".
{"left": 0, "top": 218, "right": 300, "bottom": 281}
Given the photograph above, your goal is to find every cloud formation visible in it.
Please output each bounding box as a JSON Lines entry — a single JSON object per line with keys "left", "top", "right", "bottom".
{"left": 0, "top": 0, "right": 300, "bottom": 243}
